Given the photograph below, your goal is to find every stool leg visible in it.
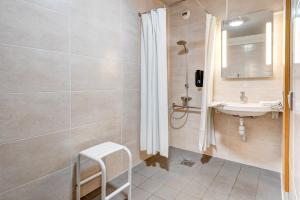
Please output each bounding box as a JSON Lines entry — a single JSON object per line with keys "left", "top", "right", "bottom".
{"left": 124, "top": 148, "right": 132, "bottom": 200}
{"left": 76, "top": 155, "right": 81, "bottom": 200}
{"left": 127, "top": 157, "right": 132, "bottom": 200}
{"left": 98, "top": 159, "right": 106, "bottom": 200}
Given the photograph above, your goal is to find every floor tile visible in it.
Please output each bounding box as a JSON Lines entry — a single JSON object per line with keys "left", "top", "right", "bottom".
{"left": 202, "top": 189, "right": 229, "bottom": 200}
{"left": 176, "top": 192, "right": 200, "bottom": 200}
{"left": 192, "top": 159, "right": 224, "bottom": 187}
{"left": 181, "top": 180, "right": 207, "bottom": 198}
{"left": 228, "top": 188, "right": 256, "bottom": 200}
{"left": 162, "top": 173, "right": 189, "bottom": 190}
{"left": 215, "top": 161, "right": 240, "bottom": 184}
{"left": 84, "top": 147, "right": 282, "bottom": 200}
{"left": 133, "top": 162, "right": 147, "bottom": 172}
{"left": 109, "top": 176, "right": 127, "bottom": 188}
{"left": 256, "top": 171, "right": 281, "bottom": 200}
{"left": 132, "top": 187, "right": 151, "bottom": 200}
{"left": 137, "top": 166, "right": 161, "bottom": 178}
{"left": 139, "top": 176, "right": 165, "bottom": 193}
{"left": 132, "top": 172, "right": 148, "bottom": 186}
{"left": 154, "top": 185, "right": 179, "bottom": 200}
{"left": 147, "top": 195, "right": 164, "bottom": 200}
{"left": 231, "top": 165, "right": 260, "bottom": 195}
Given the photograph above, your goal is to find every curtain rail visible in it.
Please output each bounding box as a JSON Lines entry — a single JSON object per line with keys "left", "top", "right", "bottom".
{"left": 138, "top": 6, "right": 166, "bottom": 17}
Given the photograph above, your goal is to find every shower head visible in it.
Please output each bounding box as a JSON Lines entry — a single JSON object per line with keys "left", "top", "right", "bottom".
{"left": 177, "top": 40, "right": 187, "bottom": 46}
{"left": 177, "top": 40, "right": 189, "bottom": 55}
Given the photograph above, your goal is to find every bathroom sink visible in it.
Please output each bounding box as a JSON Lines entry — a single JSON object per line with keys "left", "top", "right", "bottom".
{"left": 211, "top": 102, "right": 278, "bottom": 117}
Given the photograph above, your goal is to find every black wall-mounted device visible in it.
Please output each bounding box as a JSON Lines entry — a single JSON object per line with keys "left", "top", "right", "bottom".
{"left": 195, "top": 70, "right": 204, "bottom": 87}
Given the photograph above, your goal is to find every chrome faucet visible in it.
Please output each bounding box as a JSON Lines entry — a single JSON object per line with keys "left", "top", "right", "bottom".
{"left": 240, "top": 91, "right": 247, "bottom": 103}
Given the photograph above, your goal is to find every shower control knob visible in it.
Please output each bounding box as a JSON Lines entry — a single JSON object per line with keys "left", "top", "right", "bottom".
{"left": 195, "top": 70, "right": 204, "bottom": 87}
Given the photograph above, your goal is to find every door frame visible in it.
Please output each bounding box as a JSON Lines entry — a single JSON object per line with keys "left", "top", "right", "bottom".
{"left": 284, "top": 0, "right": 291, "bottom": 193}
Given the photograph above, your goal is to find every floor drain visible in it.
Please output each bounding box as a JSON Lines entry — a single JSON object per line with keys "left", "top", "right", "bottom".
{"left": 180, "top": 159, "right": 195, "bottom": 167}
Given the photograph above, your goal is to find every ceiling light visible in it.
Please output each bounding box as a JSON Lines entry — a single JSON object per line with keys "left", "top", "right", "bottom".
{"left": 229, "top": 19, "right": 244, "bottom": 27}
{"left": 266, "top": 22, "right": 272, "bottom": 65}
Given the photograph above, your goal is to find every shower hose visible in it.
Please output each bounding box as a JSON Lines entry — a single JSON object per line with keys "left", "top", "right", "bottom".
{"left": 169, "top": 106, "right": 189, "bottom": 129}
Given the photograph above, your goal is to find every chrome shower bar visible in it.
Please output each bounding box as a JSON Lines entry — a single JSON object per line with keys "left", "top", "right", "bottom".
{"left": 172, "top": 103, "right": 201, "bottom": 110}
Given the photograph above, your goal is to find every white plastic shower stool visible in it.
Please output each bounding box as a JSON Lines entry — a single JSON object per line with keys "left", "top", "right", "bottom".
{"left": 76, "top": 142, "right": 132, "bottom": 200}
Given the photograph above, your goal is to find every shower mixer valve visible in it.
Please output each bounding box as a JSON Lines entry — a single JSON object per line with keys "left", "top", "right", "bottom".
{"left": 181, "top": 96, "right": 192, "bottom": 106}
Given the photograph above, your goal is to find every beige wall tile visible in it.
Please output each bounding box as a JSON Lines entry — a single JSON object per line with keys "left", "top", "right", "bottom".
{"left": 241, "top": 114, "right": 282, "bottom": 145}
{"left": 123, "top": 90, "right": 140, "bottom": 119}
{"left": 23, "top": 0, "right": 70, "bottom": 14}
{"left": 0, "top": 131, "right": 71, "bottom": 193}
{"left": 207, "top": 134, "right": 282, "bottom": 171}
{"left": 123, "top": 72, "right": 140, "bottom": 90}
{"left": 71, "top": 18, "right": 121, "bottom": 60}
{"left": 71, "top": 136, "right": 123, "bottom": 197}
{"left": 0, "top": 92, "right": 69, "bottom": 144}
{"left": 0, "top": 167, "right": 72, "bottom": 200}
{"left": 0, "top": 0, "right": 68, "bottom": 51}
{"left": 0, "top": 0, "right": 162, "bottom": 198}
{"left": 122, "top": 62, "right": 140, "bottom": 90}
{"left": 213, "top": 12, "right": 284, "bottom": 103}
{"left": 71, "top": 90, "right": 122, "bottom": 127}
{"left": 71, "top": 55, "right": 121, "bottom": 91}
{"left": 120, "top": 30, "right": 140, "bottom": 63}
{"left": 122, "top": 117, "right": 140, "bottom": 144}
{"left": 210, "top": 13, "right": 283, "bottom": 171}
{"left": 169, "top": 3, "right": 283, "bottom": 171}
{"left": 71, "top": 0, "right": 121, "bottom": 30}
{"left": 122, "top": 90, "right": 140, "bottom": 143}
{"left": 121, "top": 1, "right": 139, "bottom": 35}
{"left": 168, "top": 0, "right": 205, "bottom": 158}
{"left": 70, "top": 121, "right": 121, "bottom": 159}
{"left": 126, "top": 0, "right": 164, "bottom": 13}
{"left": 73, "top": 159, "right": 101, "bottom": 197}
{"left": 123, "top": 140, "right": 150, "bottom": 166}
{"left": 0, "top": 44, "right": 69, "bottom": 93}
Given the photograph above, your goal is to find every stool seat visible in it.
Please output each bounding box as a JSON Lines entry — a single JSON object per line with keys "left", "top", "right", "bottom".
{"left": 80, "top": 142, "right": 126, "bottom": 160}
{"left": 76, "top": 142, "right": 132, "bottom": 200}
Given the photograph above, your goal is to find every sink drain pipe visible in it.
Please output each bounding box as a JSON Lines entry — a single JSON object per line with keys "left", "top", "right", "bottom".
{"left": 239, "top": 117, "right": 247, "bottom": 141}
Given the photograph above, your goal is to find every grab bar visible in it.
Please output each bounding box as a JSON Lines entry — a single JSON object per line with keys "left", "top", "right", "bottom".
{"left": 172, "top": 103, "right": 201, "bottom": 110}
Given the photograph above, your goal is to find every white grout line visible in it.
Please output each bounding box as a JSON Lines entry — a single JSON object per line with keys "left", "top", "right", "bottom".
{"left": 0, "top": 128, "right": 70, "bottom": 146}
{"left": 19, "top": 0, "right": 69, "bottom": 16}
{"left": 70, "top": 89, "right": 123, "bottom": 93}
{"left": 70, "top": 120, "right": 123, "bottom": 134}
{"left": 3, "top": 91, "right": 70, "bottom": 95}
{"left": 177, "top": 159, "right": 227, "bottom": 199}
{"left": 228, "top": 166, "right": 242, "bottom": 199}
{"left": 0, "top": 166, "right": 71, "bottom": 196}
{"left": 68, "top": 0, "right": 73, "bottom": 170}
{"left": 254, "top": 170, "right": 263, "bottom": 200}
{"left": 0, "top": 43, "right": 68, "bottom": 55}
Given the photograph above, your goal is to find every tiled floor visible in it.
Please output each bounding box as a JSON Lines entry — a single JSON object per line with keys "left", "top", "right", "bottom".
{"left": 87, "top": 147, "right": 282, "bottom": 200}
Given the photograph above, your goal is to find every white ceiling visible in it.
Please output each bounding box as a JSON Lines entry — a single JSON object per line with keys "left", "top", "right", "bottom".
{"left": 163, "top": 0, "right": 283, "bottom": 18}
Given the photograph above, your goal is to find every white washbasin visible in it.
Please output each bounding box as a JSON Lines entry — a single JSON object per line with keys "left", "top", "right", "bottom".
{"left": 211, "top": 102, "right": 279, "bottom": 117}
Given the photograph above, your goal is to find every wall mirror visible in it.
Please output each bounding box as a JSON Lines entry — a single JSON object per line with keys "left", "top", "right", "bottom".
{"left": 221, "top": 10, "right": 273, "bottom": 78}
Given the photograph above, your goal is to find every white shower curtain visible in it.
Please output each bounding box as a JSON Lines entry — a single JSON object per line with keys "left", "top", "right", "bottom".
{"left": 199, "top": 14, "right": 217, "bottom": 151}
{"left": 140, "top": 8, "right": 169, "bottom": 157}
